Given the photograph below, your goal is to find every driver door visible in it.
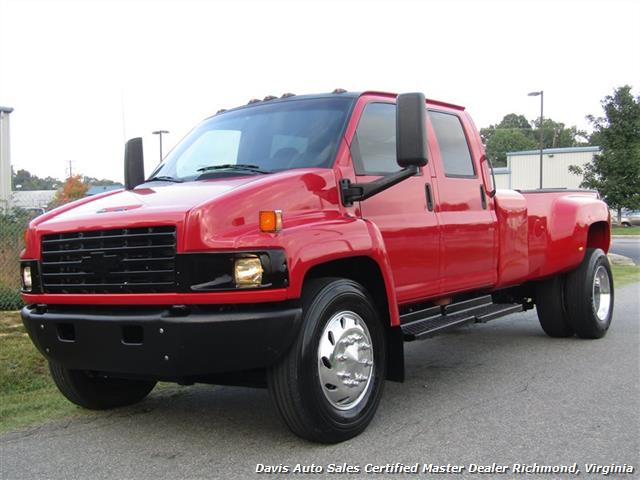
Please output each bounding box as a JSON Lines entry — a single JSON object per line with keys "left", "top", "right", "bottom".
{"left": 350, "top": 100, "right": 441, "bottom": 304}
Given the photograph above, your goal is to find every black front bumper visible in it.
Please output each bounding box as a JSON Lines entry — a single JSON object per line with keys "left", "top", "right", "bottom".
{"left": 22, "top": 303, "right": 302, "bottom": 380}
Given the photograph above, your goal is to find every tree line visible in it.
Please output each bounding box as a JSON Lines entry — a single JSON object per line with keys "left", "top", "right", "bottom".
{"left": 11, "top": 169, "right": 122, "bottom": 210}
{"left": 480, "top": 115, "right": 589, "bottom": 168}
{"left": 11, "top": 168, "right": 120, "bottom": 191}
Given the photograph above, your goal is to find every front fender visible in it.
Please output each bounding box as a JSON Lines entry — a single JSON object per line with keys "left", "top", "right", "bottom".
{"left": 281, "top": 217, "right": 400, "bottom": 326}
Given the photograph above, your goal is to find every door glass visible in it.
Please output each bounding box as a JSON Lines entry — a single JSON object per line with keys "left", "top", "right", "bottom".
{"left": 352, "top": 103, "right": 397, "bottom": 175}
{"left": 429, "top": 111, "right": 475, "bottom": 177}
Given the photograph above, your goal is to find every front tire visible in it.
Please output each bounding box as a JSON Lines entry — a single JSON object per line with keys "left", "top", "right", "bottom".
{"left": 49, "top": 362, "right": 156, "bottom": 410}
{"left": 267, "top": 278, "right": 386, "bottom": 443}
{"left": 565, "top": 248, "right": 614, "bottom": 339}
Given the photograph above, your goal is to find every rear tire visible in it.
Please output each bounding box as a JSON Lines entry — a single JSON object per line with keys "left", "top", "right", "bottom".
{"left": 49, "top": 362, "right": 156, "bottom": 410}
{"left": 565, "top": 248, "right": 614, "bottom": 339}
{"left": 536, "top": 275, "right": 574, "bottom": 337}
{"left": 267, "top": 278, "right": 386, "bottom": 443}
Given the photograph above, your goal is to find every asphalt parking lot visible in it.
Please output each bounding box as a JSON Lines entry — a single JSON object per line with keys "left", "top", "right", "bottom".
{"left": 1, "top": 283, "right": 638, "bottom": 480}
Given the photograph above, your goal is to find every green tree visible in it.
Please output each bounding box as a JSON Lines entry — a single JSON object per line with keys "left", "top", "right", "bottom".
{"left": 481, "top": 114, "right": 535, "bottom": 167}
{"left": 484, "top": 129, "right": 537, "bottom": 167}
{"left": 482, "top": 113, "right": 590, "bottom": 168}
{"left": 533, "top": 118, "right": 588, "bottom": 149}
{"left": 569, "top": 85, "right": 640, "bottom": 224}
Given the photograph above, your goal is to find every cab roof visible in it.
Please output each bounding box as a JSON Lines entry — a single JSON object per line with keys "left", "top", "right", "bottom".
{"left": 213, "top": 90, "right": 464, "bottom": 117}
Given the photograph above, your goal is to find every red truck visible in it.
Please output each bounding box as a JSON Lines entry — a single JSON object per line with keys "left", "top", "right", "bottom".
{"left": 20, "top": 91, "right": 614, "bottom": 443}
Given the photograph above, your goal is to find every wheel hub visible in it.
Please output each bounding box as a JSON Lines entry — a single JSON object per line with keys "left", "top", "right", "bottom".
{"left": 317, "top": 311, "right": 374, "bottom": 410}
{"left": 592, "top": 265, "right": 612, "bottom": 322}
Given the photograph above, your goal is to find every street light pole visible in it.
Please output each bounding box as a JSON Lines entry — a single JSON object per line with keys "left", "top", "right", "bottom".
{"left": 528, "top": 91, "right": 544, "bottom": 189}
{"left": 152, "top": 130, "right": 169, "bottom": 164}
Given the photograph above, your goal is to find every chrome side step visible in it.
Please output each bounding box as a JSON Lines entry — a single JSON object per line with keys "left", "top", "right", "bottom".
{"left": 400, "top": 295, "right": 523, "bottom": 341}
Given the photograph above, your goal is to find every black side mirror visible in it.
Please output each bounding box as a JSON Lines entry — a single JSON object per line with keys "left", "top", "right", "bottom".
{"left": 124, "top": 137, "right": 145, "bottom": 190}
{"left": 396, "top": 92, "right": 428, "bottom": 168}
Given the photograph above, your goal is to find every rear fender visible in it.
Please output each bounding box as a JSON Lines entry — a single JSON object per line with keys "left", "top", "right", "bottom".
{"left": 540, "top": 195, "right": 610, "bottom": 276}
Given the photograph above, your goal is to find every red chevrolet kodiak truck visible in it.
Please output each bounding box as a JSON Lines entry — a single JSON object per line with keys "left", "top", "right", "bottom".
{"left": 20, "top": 91, "right": 613, "bottom": 443}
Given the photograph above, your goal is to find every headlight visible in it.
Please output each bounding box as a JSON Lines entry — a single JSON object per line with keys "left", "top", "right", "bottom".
{"left": 22, "top": 266, "right": 33, "bottom": 291}
{"left": 234, "top": 256, "right": 263, "bottom": 287}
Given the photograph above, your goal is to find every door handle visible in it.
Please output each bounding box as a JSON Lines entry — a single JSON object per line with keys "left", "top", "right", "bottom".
{"left": 480, "top": 185, "right": 487, "bottom": 209}
{"left": 425, "top": 183, "right": 434, "bottom": 211}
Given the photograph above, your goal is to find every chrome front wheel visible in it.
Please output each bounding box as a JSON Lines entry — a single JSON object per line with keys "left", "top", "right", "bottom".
{"left": 267, "top": 278, "right": 387, "bottom": 443}
{"left": 317, "top": 311, "right": 374, "bottom": 410}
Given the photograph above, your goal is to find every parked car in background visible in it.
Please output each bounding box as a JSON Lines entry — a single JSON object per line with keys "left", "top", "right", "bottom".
{"left": 610, "top": 209, "right": 631, "bottom": 227}
{"left": 622, "top": 210, "right": 640, "bottom": 226}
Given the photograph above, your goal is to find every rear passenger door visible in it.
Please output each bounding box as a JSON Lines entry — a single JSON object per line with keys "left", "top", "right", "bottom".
{"left": 428, "top": 110, "right": 497, "bottom": 293}
{"left": 352, "top": 101, "right": 441, "bottom": 303}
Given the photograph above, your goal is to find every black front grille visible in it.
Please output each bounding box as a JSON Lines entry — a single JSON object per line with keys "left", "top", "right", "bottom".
{"left": 41, "top": 226, "right": 177, "bottom": 293}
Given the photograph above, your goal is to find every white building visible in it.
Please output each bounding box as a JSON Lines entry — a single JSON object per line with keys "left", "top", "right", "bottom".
{"left": 0, "top": 106, "right": 13, "bottom": 213}
{"left": 493, "top": 146, "right": 599, "bottom": 190}
{"left": 12, "top": 190, "right": 57, "bottom": 212}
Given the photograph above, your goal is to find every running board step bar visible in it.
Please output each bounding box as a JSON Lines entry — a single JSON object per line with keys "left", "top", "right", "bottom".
{"left": 400, "top": 295, "right": 523, "bottom": 341}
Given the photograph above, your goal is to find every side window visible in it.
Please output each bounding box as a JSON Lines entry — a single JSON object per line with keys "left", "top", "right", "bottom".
{"left": 352, "top": 103, "right": 397, "bottom": 175}
{"left": 429, "top": 111, "right": 475, "bottom": 177}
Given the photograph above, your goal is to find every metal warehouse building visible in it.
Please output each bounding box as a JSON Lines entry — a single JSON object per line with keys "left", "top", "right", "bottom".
{"left": 493, "top": 146, "right": 599, "bottom": 190}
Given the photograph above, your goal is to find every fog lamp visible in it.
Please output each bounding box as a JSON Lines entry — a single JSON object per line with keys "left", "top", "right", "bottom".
{"left": 234, "top": 256, "right": 263, "bottom": 287}
{"left": 22, "top": 266, "right": 33, "bottom": 291}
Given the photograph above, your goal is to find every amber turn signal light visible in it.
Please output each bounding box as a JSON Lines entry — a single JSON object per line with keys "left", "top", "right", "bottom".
{"left": 259, "top": 210, "right": 282, "bottom": 233}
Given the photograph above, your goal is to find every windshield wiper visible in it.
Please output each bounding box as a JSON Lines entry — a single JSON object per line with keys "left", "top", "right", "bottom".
{"left": 196, "top": 164, "right": 271, "bottom": 174}
{"left": 146, "top": 175, "right": 184, "bottom": 183}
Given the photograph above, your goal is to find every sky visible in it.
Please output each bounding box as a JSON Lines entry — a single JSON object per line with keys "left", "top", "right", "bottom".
{"left": 0, "top": 0, "right": 638, "bottom": 183}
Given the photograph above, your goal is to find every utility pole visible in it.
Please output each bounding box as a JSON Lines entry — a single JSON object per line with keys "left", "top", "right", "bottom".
{"left": 152, "top": 130, "right": 169, "bottom": 164}
{"left": 527, "top": 90, "right": 544, "bottom": 189}
{"left": 67, "top": 160, "right": 74, "bottom": 177}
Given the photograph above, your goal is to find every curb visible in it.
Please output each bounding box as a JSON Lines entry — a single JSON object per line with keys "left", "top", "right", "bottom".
{"left": 608, "top": 253, "right": 636, "bottom": 266}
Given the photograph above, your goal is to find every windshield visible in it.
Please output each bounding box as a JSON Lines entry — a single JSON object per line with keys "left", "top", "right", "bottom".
{"left": 150, "top": 97, "right": 354, "bottom": 181}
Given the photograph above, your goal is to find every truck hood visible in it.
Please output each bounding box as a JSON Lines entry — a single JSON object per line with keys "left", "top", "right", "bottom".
{"left": 28, "top": 168, "right": 341, "bottom": 256}
{"left": 33, "top": 176, "right": 263, "bottom": 233}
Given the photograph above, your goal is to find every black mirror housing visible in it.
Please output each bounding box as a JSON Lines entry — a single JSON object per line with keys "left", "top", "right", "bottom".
{"left": 124, "top": 137, "right": 145, "bottom": 190}
{"left": 396, "top": 92, "right": 428, "bottom": 168}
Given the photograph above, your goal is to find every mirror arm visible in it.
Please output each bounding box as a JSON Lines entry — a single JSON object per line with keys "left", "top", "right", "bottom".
{"left": 480, "top": 155, "right": 497, "bottom": 198}
{"left": 340, "top": 166, "right": 419, "bottom": 207}
{"left": 487, "top": 157, "right": 497, "bottom": 198}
